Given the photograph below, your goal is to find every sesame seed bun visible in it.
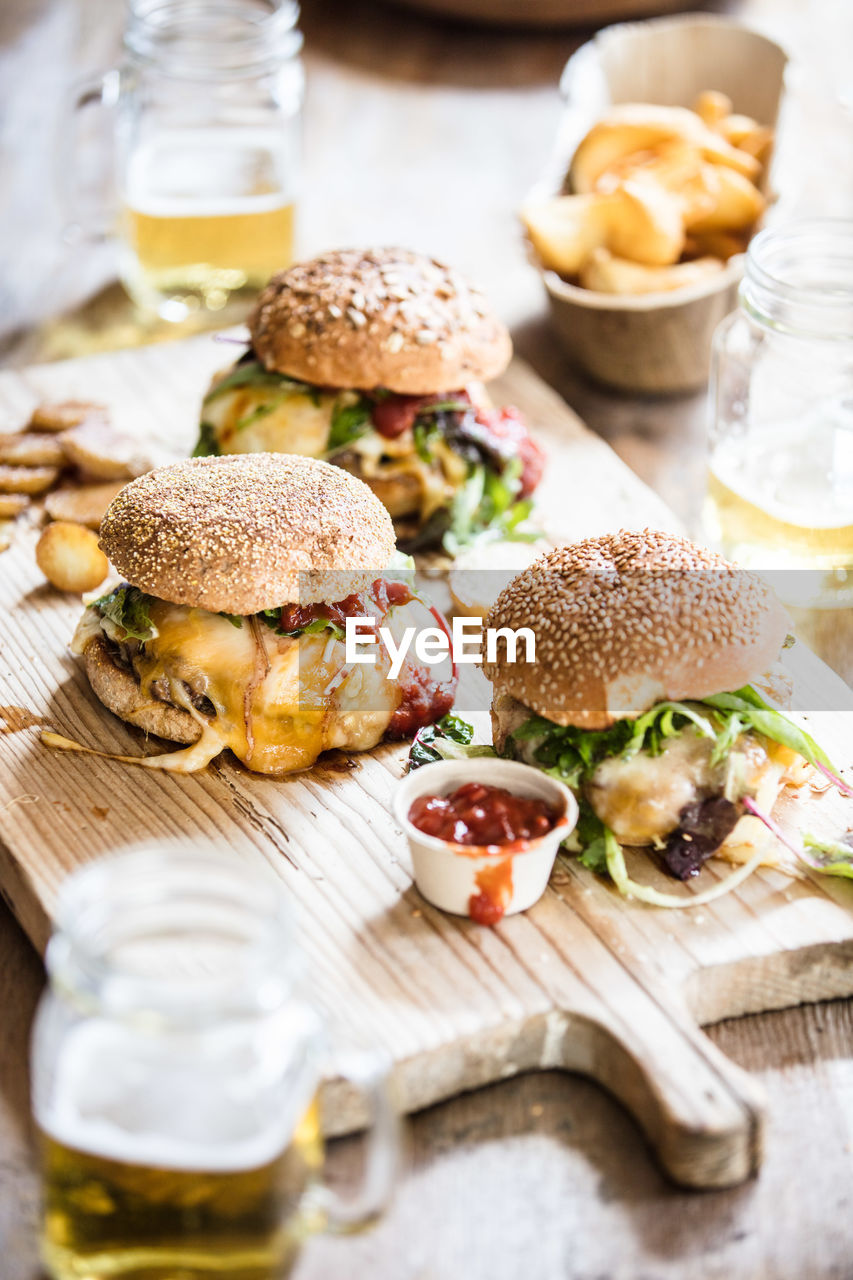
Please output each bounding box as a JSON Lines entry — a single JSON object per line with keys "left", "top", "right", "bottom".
{"left": 483, "top": 529, "right": 790, "bottom": 730}
{"left": 99, "top": 453, "right": 397, "bottom": 614}
{"left": 84, "top": 635, "right": 201, "bottom": 744}
{"left": 249, "top": 248, "right": 513, "bottom": 394}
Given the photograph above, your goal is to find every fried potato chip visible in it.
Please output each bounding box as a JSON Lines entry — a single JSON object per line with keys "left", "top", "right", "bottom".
{"left": 35, "top": 521, "right": 110, "bottom": 594}
{"left": 0, "top": 494, "right": 30, "bottom": 518}
{"left": 44, "top": 481, "right": 126, "bottom": 529}
{"left": 0, "top": 432, "right": 66, "bottom": 468}
{"left": 29, "top": 401, "right": 107, "bottom": 433}
{"left": 59, "top": 417, "right": 152, "bottom": 481}
{"left": 579, "top": 248, "right": 724, "bottom": 295}
{"left": 0, "top": 465, "right": 60, "bottom": 495}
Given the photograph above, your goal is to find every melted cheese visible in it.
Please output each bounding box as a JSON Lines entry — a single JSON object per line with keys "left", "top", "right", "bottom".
{"left": 204, "top": 386, "right": 337, "bottom": 457}
{"left": 133, "top": 601, "right": 402, "bottom": 774}
{"left": 67, "top": 602, "right": 408, "bottom": 775}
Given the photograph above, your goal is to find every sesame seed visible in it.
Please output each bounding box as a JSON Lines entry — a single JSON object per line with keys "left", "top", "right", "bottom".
{"left": 347, "top": 308, "right": 367, "bottom": 328}
{"left": 415, "top": 329, "right": 436, "bottom": 345}
{"left": 385, "top": 332, "right": 404, "bottom": 353}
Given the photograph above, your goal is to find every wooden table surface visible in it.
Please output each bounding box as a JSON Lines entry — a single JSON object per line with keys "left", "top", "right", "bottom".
{"left": 2, "top": 1, "right": 853, "bottom": 1277}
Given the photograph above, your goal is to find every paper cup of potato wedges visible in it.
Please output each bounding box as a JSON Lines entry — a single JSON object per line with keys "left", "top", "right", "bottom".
{"left": 521, "top": 15, "right": 787, "bottom": 394}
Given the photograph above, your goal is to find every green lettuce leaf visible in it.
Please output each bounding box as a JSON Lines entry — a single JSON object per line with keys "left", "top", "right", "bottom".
{"left": 702, "top": 686, "right": 836, "bottom": 773}
{"left": 413, "top": 420, "right": 440, "bottom": 463}
{"left": 801, "top": 833, "right": 853, "bottom": 879}
{"left": 327, "top": 397, "right": 372, "bottom": 452}
{"left": 511, "top": 702, "right": 709, "bottom": 790}
{"left": 408, "top": 714, "right": 495, "bottom": 770}
{"left": 193, "top": 422, "right": 220, "bottom": 457}
{"left": 441, "top": 462, "right": 538, "bottom": 557}
{"left": 202, "top": 360, "right": 313, "bottom": 404}
{"left": 259, "top": 609, "right": 346, "bottom": 642}
{"left": 93, "top": 586, "right": 156, "bottom": 642}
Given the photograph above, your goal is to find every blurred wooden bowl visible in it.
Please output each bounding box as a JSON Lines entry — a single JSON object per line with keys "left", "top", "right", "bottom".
{"left": 382, "top": 0, "right": 695, "bottom": 27}
{"left": 526, "top": 14, "right": 788, "bottom": 394}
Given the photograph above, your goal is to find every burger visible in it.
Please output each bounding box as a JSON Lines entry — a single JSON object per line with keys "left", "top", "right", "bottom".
{"left": 481, "top": 529, "right": 841, "bottom": 905}
{"left": 70, "top": 453, "right": 455, "bottom": 775}
{"left": 194, "top": 248, "right": 545, "bottom": 554}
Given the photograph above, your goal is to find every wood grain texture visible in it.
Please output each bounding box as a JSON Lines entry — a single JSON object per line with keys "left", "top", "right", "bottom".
{"left": 3, "top": 1, "right": 853, "bottom": 1273}
{"left": 1, "top": 338, "right": 852, "bottom": 1191}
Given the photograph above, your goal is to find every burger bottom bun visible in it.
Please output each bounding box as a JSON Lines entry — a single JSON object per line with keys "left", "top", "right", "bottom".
{"left": 84, "top": 636, "right": 201, "bottom": 745}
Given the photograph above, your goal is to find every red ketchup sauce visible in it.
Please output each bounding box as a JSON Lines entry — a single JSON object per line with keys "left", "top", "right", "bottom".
{"left": 409, "top": 783, "right": 559, "bottom": 925}
{"left": 369, "top": 391, "right": 544, "bottom": 502}
{"left": 409, "top": 782, "right": 558, "bottom": 847}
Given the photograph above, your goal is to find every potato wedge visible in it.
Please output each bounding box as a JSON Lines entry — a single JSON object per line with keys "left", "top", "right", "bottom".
{"left": 59, "top": 417, "right": 152, "bottom": 481}
{"left": 44, "top": 481, "right": 127, "bottom": 529}
{"left": 687, "top": 165, "right": 765, "bottom": 234}
{"left": 717, "top": 115, "right": 774, "bottom": 165}
{"left": 521, "top": 195, "right": 611, "bottom": 275}
{"left": 35, "top": 521, "right": 109, "bottom": 594}
{"left": 0, "top": 432, "right": 66, "bottom": 468}
{"left": 569, "top": 103, "right": 760, "bottom": 193}
{"left": 580, "top": 248, "right": 724, "bottom": 295}
{"left": 614, "top": 143, "right": 717, "bottom": 225}
{"left": 692, "top": 90, "right": 733, "bottom": 126}
{"left": 606, "top": 181, "right": 685, "bottom": 266}
{"left": 0, "top": 465, "right": 60, "bottom": 494}
{"left": 29, "top": 401, "right": 108, "bottom": 433}
{"left": 0, "top": 493, "right": 31, "bottom": 518}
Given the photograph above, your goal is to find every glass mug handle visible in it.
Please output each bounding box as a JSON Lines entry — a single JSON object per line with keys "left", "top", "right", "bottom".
{"left": 309, "top": 1047, "right": 400, "bottom": 1232}
{"left": 58, "top": 68, "right": 122, "bottom": 245}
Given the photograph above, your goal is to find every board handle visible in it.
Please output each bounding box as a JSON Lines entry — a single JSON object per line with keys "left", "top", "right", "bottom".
{"left": 550, "top": 997, "right": 766, "bottom": 1189}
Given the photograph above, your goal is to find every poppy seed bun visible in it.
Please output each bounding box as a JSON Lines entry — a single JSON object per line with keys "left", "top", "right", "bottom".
{"left": 99, "top": 453, "right": 397, "bottom": 614}
{"left": 249, "top": 247, "right": 513, "bottom": 394}
{"left": 85, "top": 635, "right": 200, "bottom": 744}
{"left": 484, "top": 529, "right": 790, "bottom": 731}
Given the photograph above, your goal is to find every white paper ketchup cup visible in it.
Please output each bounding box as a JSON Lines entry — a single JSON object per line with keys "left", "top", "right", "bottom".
{"left": 394, "top": 759, "right": 578, "bottom": 924}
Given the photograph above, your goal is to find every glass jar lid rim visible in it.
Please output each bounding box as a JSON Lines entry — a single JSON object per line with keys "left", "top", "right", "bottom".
{"left": 125, "top": 0, "right": 302, "bottom": 73}
{"left": 741, "top": 218, "right": 853, "bottom": 337}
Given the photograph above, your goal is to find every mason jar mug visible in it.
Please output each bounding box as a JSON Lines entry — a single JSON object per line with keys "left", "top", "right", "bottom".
{"left": 69, "top": 0, "right": 304, "bottom": 322}
{"left": 706, "top": 219, "right": 853, "bottom": 606}
{"left": 31, "top": 845, "right": 397, "bottom": 1280}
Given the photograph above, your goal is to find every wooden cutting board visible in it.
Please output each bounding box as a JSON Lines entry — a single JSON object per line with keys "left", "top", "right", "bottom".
{"left": 1, "top": 335, "right": 852, "bottom": 1191}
